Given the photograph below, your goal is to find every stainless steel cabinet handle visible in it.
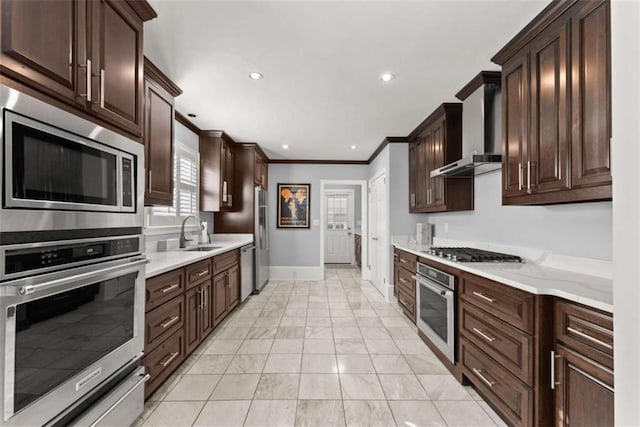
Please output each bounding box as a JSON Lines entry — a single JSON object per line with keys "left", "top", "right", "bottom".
{"left": 196, "top": 270, "right": 208, "bottom": 277}
{"left": 99, "top": 69, "right": 105, "bottom": 108}
{"left": 160, "top": 316, "right": 179, "bottom": 329}
{"left": 472, "top": 291, "right": 496, "bottom": 303}
{"left": 567, "top": 326, "right": 613, "bottom": 350}
{"left": 518, "top": 162, "right": 523, "bottom": 191}
{"left": 400, "top": 259, "right": 408, "bottom": 264}
{"left": 161, "top": 283, "right": 179, "bottom": 293}
{"left": 527, "top": 161, "right": 532, "bottom": 192}
{"left": 550, "top": 350, "right": 562, "bottom": 390}
{"left": 79, "top": 59, "right": 92, "bottom": 101}
{"left": 399, "top": 278, "right": 408, "bottom": 284}
{"left": 160, "top": 352, "right": 179, "bottom": 367}
{"left": 472, "top": 327, "right": 496, "bottom": 343}
{"left": 203, "top": 287, "right": 207, "bottom": 308}
{"left": 472, "top": 368, "right": 495, "bottom": 387}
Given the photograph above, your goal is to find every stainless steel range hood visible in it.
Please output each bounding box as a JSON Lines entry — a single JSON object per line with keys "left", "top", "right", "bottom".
{"left": 431, "top": 71, "right": 502, "bottom": 178}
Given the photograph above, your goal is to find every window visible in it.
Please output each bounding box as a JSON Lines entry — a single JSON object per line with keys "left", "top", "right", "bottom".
{"left": 148, "top": 142, "right": 199, "bottom": 227}
{"left": 327, "top": 194, "right": 348, "bottom": 230}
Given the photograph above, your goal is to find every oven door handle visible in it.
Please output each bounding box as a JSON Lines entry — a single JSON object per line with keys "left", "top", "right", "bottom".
{"left": 418, "top": 277, "right": 453, "bottom": 297}
{"left": 13, "top": 257, "right": 148, "bottom": 297}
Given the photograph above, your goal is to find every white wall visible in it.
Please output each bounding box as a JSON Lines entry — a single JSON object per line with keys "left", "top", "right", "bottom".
{"left": 612, "top": 1, "right": 640, "bottom": 423}
{"left": 268, "top": 164, "right": 369, "bottom": 269}
{"left": 425, "top": 172, "right": 612, "bottom": 260}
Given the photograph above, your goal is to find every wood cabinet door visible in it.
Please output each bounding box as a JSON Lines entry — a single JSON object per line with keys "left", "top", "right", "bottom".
{"left": 408, "top": 142, "right": 417, "bottom": 211}
{"left": 502, "top": 54, "right": 530, "bottom": 199}
{"left": 419, "top": 133, "right": 430, "bottom": 209}
{"left": 529, "top": 20, "right": 571, "bottom": 194}
{"left": 90, "top": 0, "right": 143, "bottom": 136}
{"left": 570, "top": 0, "right": 611, "bottom": 190}
{"left": 431, "top": 119, "right": 446, "bottom": 208}
{"left": 200, "top": 281, "right": 213, "bottom": 339}
{"left": 212, "top": 272, "right": 228, "bottom": 326}
{"left": 184, "top": 287, "right": 201, "bottom": 355}
{"left": 144, "top": 77, "right": 174, "bottom": 205}
{"left": 0, "top": 0, "right": 87, "bottom": 107}
{"left": 227, "top": 265, "right": 240, "bottom": 311}
{"left": 555, "top": 345, "right": 614, "bottom": 427}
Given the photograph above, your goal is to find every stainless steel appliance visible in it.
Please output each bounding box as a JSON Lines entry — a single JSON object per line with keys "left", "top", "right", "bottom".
{"left": 240, "top": 244, "right": 255, "bottom": 302}
{"left": 424, "top": 247, "right": 522, "bottom": 263}
{"left": 0, "top": 246, "right": 147, "bottom": 426}
{"left": 254, "top": 187, "right": 269, "bottom": 293}
{"left": 415, "top": 262, "right": 456, "bottom": 363}
{"left": 0, "top": 84, "right": 144, "bottom": 236}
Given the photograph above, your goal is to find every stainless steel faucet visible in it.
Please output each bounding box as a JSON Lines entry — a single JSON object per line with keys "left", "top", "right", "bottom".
{"left": 179, "top": 215, "right": 202, "bottom": 248}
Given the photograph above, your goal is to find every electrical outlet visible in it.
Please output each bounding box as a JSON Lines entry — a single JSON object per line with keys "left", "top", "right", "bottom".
{"left": 444, "top": 223, "right": 449, "bottom": 233}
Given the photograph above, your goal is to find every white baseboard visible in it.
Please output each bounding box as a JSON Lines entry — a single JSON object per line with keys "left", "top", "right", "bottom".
{"left": 269, "top": 266, "right": 324, "bottom": 281}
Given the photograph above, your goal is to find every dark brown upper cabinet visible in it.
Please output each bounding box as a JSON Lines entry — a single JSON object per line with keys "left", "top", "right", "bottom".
{"left": 143, "top": 58, "right": 182, "bottom": 206}
{"left": 408, "top": 103, "right": 473, "bottom": 213}
{"left": 214, "top": 143, "right": 269, "bottom": 233}
{"left": 0, "top": 0, "right": 155, "bottom": 138}
{"left": 200, "top": 131, "right": 236, "bottom": 212}
{"left": 493, "top": 0, "right": 611, "bottom": 205}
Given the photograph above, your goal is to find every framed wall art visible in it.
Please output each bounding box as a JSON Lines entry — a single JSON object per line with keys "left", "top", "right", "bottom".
{"left": 277, "top": 183, "right": 310, "bottom": 228}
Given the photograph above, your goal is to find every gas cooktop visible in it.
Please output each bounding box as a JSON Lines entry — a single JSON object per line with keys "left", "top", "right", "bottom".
{"left": 423, "top": 247, "right": 523, "bottom": 263}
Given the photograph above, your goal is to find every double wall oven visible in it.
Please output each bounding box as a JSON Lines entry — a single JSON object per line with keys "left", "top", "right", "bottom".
{"left": 0, "top": 84, "right": 148, "bottom": 426}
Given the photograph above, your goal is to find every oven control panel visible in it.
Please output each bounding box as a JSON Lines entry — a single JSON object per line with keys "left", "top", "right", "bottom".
{"left": 4, "top": 237, "right": 140, "bottom": 277}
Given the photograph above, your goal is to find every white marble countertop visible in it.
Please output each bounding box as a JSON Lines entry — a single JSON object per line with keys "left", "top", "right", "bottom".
{"left": 146, "top": 234, "right": 253, "bottom": 278}
{"left": 394, "top": 241, "right": 613, "bottom": 313}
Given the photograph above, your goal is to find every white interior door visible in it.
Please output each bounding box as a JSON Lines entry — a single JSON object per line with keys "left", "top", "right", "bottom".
{"left": 368, "top": 174, "right": 387, "bottom": 294}
{"left": 325, "top": 191, "right": 354, "bottom": 263}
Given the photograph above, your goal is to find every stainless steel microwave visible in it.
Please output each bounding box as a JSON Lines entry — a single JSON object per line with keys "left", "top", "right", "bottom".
{"left": 0, "top": 84, "right": 144, "bottom": 235}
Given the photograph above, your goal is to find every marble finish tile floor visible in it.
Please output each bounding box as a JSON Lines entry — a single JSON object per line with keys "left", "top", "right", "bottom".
{"left": 136, "top": 266, "right": 505, "bottom": 427}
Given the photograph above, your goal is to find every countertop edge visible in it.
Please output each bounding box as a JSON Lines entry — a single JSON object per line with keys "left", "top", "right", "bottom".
{"left": 394, "top": 243, "right": 613, "bottom": 313}
{"left": 145, "top": 238, "right": 253, "bottom": 278}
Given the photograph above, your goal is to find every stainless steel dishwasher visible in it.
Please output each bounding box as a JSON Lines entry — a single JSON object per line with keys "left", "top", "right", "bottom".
{"left": 240, "top": 244, "right": 255, "bottom": 302}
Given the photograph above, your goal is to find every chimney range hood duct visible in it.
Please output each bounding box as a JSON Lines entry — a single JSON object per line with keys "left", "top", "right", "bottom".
{"left": 431, "top": 71, "right": 502, "bottom": 178}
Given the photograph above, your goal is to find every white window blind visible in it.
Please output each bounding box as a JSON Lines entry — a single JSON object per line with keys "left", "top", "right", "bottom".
{"left": 149, "top": 142, "right": 199, "bottom": 227}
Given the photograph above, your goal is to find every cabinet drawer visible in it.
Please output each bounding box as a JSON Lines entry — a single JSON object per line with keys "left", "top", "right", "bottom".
{"left": 555, "top": 300, "right": 613, "bottom": 368}
{"left": 213, "top": 249, "right": 238, "bottom": 272}
{"left": 144, "top": 329, "right": 185, "bottom": 399}
{"left": 460, "top": 302, "right": 533, "bottom": 385}
{"left": 396, "top": 268, "right": 416, "bottom": 297}
{"left": 145, "top": 295, "right": 185, "bottom": 353}
{"left": 186, "top": 259, "right": 211, "bottom": 289}
{"left": 461, "top": 273, "right": 534, "bottom": 334}
{"left": 396, "top": 250, "right": 417, "bottom": 273}
{"left": 461, "top": 340, "right": 532, "bottom": 427}
{"left": 146, "top": 269, "right": 184, "bottom": 312}
{"left": 397, "top": 289, "right": 416, "bottom": 322}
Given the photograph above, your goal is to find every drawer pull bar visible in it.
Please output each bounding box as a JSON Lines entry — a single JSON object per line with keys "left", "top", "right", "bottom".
{"left": 160, "top": 352, "right": 179, "bottom": 367}
{"left": 160, "top": 316, "right": 180, "bottom": 329}
{"left": 400, "top": 259, "right": 408, "bottom": 264}
{"left": 472, "top": 291, "right": 495, "bottom": 303}
{"left": 399, "top": 278, "right": 408, "bottom": 284}
{"left": 161, "top": 283, "right": 180, "bottom": 294}
{"left": 196, "top": 270, "right": 208, "bottom": 277}
{"left": 472, "top": 327, "right": 496, "bottom": 343}
{"left": 567, "top": 326, "right": 613, "bottom": 350}
{"left": 472, "top": 368, "right": 495, "bottom": 387}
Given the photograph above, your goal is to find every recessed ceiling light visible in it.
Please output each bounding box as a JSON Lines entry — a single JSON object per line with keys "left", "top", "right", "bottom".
{"left": 187, "top": 113, "right": 197, "bottom": 118}
{"left": 381, "top": 72, "right": 395, "bottom": 82}
{"left": 282, "top": 144, "right": 289, "bottom": 150}
{"left": 249, "top": 72, "right": 263, "bottom": 80}
{"left": 351, "top": 145, "right": 357, "bottom": 150}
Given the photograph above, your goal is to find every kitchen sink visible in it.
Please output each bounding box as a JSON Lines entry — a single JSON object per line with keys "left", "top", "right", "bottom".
{"left": 185, "top": 246, "right": 223, "bottom": 252}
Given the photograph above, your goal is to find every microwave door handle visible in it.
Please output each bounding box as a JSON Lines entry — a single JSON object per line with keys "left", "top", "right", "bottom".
{"left": 14, "top": 257, "right": 148, "bottom": 297}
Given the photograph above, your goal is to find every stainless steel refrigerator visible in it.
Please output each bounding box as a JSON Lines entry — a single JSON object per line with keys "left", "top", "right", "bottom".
{"left": 254, "top": 186, "right": 269, "bottom": 293}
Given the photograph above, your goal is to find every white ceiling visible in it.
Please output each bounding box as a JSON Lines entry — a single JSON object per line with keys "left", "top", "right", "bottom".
{"left": 144, "top": 1, "right": 548, "bottom": 160}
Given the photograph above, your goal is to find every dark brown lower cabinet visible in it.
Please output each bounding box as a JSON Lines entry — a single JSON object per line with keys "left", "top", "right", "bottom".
{"left": 554, "top": 344, "right": 614, "bottom": 427}
{"left": 185, "top": 281, "right": 213, "bottom": 355}
{"left": 144, "top": 250, "right": 241, "bottom": 399}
